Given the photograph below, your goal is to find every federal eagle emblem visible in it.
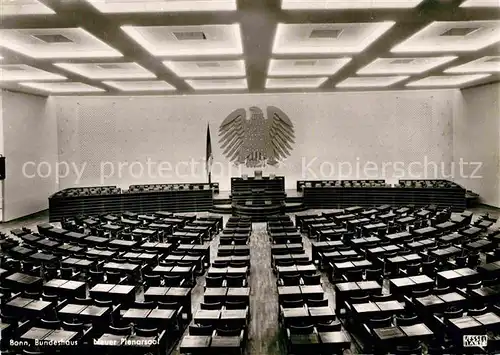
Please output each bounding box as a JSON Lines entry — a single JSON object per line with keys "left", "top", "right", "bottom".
{"left": 218, "top": 106, "right": 295, "bottom": 168}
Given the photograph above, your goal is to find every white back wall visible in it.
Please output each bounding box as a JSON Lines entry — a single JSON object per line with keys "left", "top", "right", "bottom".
{"left": 54, "top": 90, "right": 456, "bottom": 191}
{"left": 454, "top": 83, "right": 500, "bottom": 208}
{"left": 1, "top": 90, "right": 58, "bottom": 221}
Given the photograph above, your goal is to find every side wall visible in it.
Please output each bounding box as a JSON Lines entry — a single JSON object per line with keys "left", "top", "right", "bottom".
{"left": 1, "top": 90, "right": 58, "bottom": 221}
{"left": 454, "top": 83, "right": 500, "bottom": 208}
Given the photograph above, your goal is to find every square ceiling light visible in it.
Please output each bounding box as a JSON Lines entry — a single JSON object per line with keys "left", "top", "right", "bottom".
{"left": 163, "top": 60, "right": 245, "bottom": 78}
{"left": 406, "top": 74, "right": 491, "bottom": 87}
{"left": 268, "top": 58, "right": 351, "bottom": 76}
{"left": 19, "top": 81, "right": 105, "bottom": 93}
{"left": 0, "top": 64, "right": 65, "bottom": 81}
{"left": 336, "top": 75, "right": 409, "bottom": 88}
{"left": 121, "top": 24, "right": 242, "bottom": 57}
{"left": 391, "top": 21, "right": 500, "bottom": 53}
{"left": 1, "top": 0, "right": 55, "bottom": 15}
{"left": 445, "top": 56, "right": 500, "bottom": 73}
{"left": 266, "top": 77, "right": 328, "bottom": 89}
{"left": 282, "top": 0, "right": 425, "bottom": 10}
{"left": 460, "top": 0, "right": 500, "bottom": 7}
{"left": 272, "top": 22, "right": 395, "bottom": 54}
{"left": 103, "top": 80, "right": 176, "bottom": 91}
{"left": 186, "top": 78, "right": 247, "bottom": 90}
{"left": 84, "top": 0, "right": 236, "bottom": 13}
{"left": 54, "top": 62, "right": 155, "bottom": 79}
{"left": 357, "top": 56, "right": 457, "bottom": 75}
{"left": 0, "top": 27, "right": 122, "bottom": 59}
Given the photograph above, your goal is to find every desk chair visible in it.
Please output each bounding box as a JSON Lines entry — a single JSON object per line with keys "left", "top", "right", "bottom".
{"left": 109, "top": 325, "right": 132, "bottom": 336}
{"left": 200, "top": 302, "right": 222, "bottom": 310}
{"left": 189, "top": 324, "right": 213, "bottom": 336}
{"left": 316, "top": 320, "right": 341, "bottom": 332}
{"left": 136, "top": 327, "right": 158, "bottom": 337}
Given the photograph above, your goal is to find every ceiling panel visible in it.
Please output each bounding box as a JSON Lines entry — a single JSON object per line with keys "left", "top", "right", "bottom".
{"left": 268, "top": 58, "right": 351, "bottom": 76}
{"left": 1, "top": 0, "right": 55, "bottom": 15}
{"left": 19, "top": 81, "right": 105, "bottom": 93}
{"left": 0, "top": 28, "right": 123, "bottom": 59}
{"left": 54, "top": 62, "right": 156, "bottom": 79}
{"left": 445, "top": 56, "right": 500, "bottom": 73}
{"left": 163, "top": 60, "right": 245, "bottom": 78}
{"left": 186, "top": 78, "right": 247, "bottom": 90}
{"left": 103, "top": 80, "right": 176, "bottom": 91}
{"left": 266, "top": 77, "right": 328, "bottom": 88}
{"left": 391, "top": 20, "right": 500, "bottom": 53}
{"left": 357, "top": 56, "right": 457, "bottom": 75}
{"left": 272, "top": 22, "right": 395, "bottom": 54}
{"left": 121, "top": 24, "right": 243, "bottom": 57}
{"left": 0, "top": 0, "right": 498, "bottom": 95}
{"left": 406, "top": 74, "right": 492, "bottom": 87}
{"left": 336, "top": 75, "right": 409, "bottom": 88}
{"left": 0, "top": 64, "right": 65, "bottom": 81}
{"left": 460, "top": 0, "right": 500, "bottom": 7}
{"left": 282, "top": 0, "right": 425, "bottom": 10}
{"left": 84, "top": 0, "right": 237, "bottom": 13}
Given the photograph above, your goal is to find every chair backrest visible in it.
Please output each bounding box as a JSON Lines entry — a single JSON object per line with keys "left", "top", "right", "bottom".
{"left": 467, "top": 306, "right": 488, "bottom": 316}
{"left": 62, "top": 321, "right": 85, "bottom": 333}
{"left": 216, "top": 327, "right": 242, "bottom": 336}
{"left": 365, "top": 268, "right": 382, "bottom": 281}
{"left": 164, "top": 275, "right": 183, "bottom": 287}
{"left": 206, "top": 276, "right": 224, "bottom": 287}
{"left": 109, "top": 325, "right": 132, "bottom": 335}
{"left": 307, "top": 298, "right": 328, "bottom": 307}
{"left": 349, "top": 295, "right": 370, "bottom": 304}
{"left": 346, "top": 269, "right": 363, "bottom": 281}
{"left": 282, "top": 299, "right": 304, "bottom": 308}
{"left": 158, "top": 301, "right": 179, "bottom": 310}
{"left": 316, "top": 320, "right": 341, "bottom": 332}
{"left": 226, "top": 275, "right": 244, "bottom": 287}
{"left": 189, "top": 324, "right": 213, "bottom": 336}
{"left": 368, "top": 316, "right": 393, "bottom": 328}
{"left": 40, "top": 319, "right": 61, "bottom": 329}
{"left": 303, "top": 273, "right": 321, "bottom": 285}
{"left": 466, "top": 281, "right": 482, "bottom": 291}
{"left": 289, "top": 324, "right": 314, "bottom": 335}
{"left": 94, "top": 299, "right": 113, "bottom": 307}
{"left": 133, "top": 301, "right": 156, "bottom": 309}
{"left": 281, "top": 274, "right": 301, "bottom": 286}
{"left": 144, "top": 274, "right": 162, "bottom": 286}
{"left": 396, "top": 314, "right": 419, "bottom": 326}
{"left": 412, "top": 288, "right": 431, "bottom": 298}
{"left": 135, "top": 327, "right": 158, "bottom": 337}
{"left": 200, "top": 302, "right": 222, "bottom": 310}
{"left": 372, "top": 293, "right": 394, "bottom": 302}
{"left": 225, "top": 301, "right": 247, "bottom": 310}
{"left": 444, "top": 308, "right": 463, "bottom": 319}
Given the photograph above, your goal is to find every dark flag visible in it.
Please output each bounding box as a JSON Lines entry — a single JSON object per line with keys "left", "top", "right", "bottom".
{"left": 206, "top": 123, "right": 213, "bottom": 183}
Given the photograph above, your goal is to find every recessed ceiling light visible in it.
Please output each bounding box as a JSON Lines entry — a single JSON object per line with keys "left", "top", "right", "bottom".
{"left": 391, "top": 21, "right": 500, "bottom": 53}
{"left": 121, "top": 24, "right": 243, "bottom": 57}
{"left": 84, "top": 0, "right": 237, "bottom": 13}
{"left": 445, "top": 56, "right": 500, "bottom": 73}
{"left": 19, "top": 81, "right": 105, "bottom": 93}
{"left": 406, "top": 74, "right": 491, "bottom": 87}
{"left": 282, "top": 0, "right": 425, "bottom": 9}
{"left": 272, "top": 22, "right": 395, "bottom": 54}
{"left": 0, "top": 64, "right": 66, "bottom": 81}
{"left": 0, "top": 27, "right": 122, "bottom": 59}
{"left": 336, "top": 76, "right": 409, "bottom": 88}
{"left": 268, "top": 58, "right": 351, "bottom": 76}
{"left": 163, "top": 59, "right": 245, "bottom": 78}
{"left": 103, "top": 80, "right": 176, "bottom": 91}
{"left": 460, "top": 0, "right": 500, "bottom": 7}
{"left": 1, "top": 0, "right": 55, "bottom": 15}
{"left": 266, "top": 77, "right": 328, "bottom": 89}
{"left": 186, "top": 78, "right": 247, "bottom": 90}
{"left": 53, "top": 62, "right": 155, "bottom": 79}
{"left": 357, "top": 56, "right": 457, "bottom": 75}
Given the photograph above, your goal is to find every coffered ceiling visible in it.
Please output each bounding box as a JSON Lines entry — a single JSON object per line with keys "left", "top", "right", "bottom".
{"left": 0, "top": 0, "right": 499, "bottom": 96}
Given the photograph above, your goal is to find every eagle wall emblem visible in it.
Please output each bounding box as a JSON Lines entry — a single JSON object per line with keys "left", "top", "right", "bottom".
{"left": 218, "top": 106, "right": 295, "bottom": 168}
